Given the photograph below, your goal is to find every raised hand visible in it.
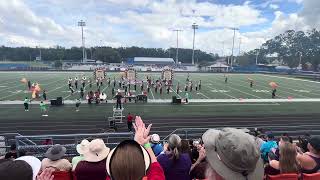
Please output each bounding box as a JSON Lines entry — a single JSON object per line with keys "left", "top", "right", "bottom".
{"left": 133, "top": 116, "right": 152, "bottom": 145}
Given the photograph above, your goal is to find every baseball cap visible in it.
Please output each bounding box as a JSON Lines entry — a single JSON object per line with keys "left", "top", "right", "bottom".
{"left": 202, "top": 128, "right": 264, "bottom": 180}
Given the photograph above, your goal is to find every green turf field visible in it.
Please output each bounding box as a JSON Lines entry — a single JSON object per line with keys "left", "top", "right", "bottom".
{"left": 0, "top": 71, "right": 320, "bottom": 101}
{"left": 0, "top": 71, "right": 320, "bottom": 128}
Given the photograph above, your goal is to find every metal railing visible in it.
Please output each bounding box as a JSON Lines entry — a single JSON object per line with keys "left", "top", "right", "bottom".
{"left": 15, "top": 132, "right": 134, "bottom": 158}
{"left": 0, "top": 133, "right": 36, "bottom": 156}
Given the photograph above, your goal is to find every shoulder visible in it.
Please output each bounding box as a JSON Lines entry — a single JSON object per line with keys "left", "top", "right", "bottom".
{"left": 269, "top": 160, "right": 280, "bottom": 170}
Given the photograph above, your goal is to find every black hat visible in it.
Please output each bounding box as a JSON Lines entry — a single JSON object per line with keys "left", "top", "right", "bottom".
{"left": 309, "top": 136, "right": 320, "bottom": 152}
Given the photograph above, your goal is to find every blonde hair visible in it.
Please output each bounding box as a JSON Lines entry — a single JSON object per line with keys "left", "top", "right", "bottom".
{"left": 279, "top": 142, "right": 299, "bottom": 173}
{"left": 168, "top": 134, "right": 182, "bottom": 161}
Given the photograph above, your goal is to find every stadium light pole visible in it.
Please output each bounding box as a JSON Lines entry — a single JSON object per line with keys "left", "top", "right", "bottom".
{"left": 255, "top": 50, "right": 259, "bottom": 65}
{"left": 238, "top": 37, "right": 241, "bottom": 56}
{"left": 229, "top": 27, "right": 239, "bottom": 67}
{"left": 173, "top": 29, "right": 183, "bottom": 64}
{"left": 192, "top": 23, "right": 198, "bottom": 65}
{"left": 78, "top": 20, "right": 86, "bottom": 63}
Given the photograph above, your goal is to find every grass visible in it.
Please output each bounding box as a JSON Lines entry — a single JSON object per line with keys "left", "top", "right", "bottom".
{"left": 0, "top": 71, "right": 320, "bottom": 119}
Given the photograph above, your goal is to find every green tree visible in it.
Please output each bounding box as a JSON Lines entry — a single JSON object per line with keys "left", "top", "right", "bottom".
{"left": 54, "top": 60, "right": 62, "bottom": 69}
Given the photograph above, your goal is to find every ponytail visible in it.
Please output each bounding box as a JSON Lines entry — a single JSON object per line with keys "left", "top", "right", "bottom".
{"left": 173, "top": 147, "right": 180, "bottom": 161}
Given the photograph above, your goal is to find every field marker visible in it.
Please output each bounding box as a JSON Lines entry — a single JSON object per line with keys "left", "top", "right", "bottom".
{"left": 197, "top": 92, "right": 210, "bottom": 99}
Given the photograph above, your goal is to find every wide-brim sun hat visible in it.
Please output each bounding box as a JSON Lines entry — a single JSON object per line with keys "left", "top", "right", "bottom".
{"left": 202, "top": 128, "right": 264, "bottom": 180}
{"left": 45, "top": 144, "right": 67, "bottom": 161}
{"left": 84, "top": 139, "right": 110, "bottom": 162}
{"left": 76, "top": 139, "right": 90, "bottom": 155}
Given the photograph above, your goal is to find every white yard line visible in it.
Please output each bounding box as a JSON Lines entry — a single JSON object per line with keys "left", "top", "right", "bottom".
{"left": 207, "top": 78, "right": 258, "bottom": 99}
{"left": 0, "top": 77, "right": 63, "bottom": 100}
{"left": 252, "top": 75, "right": 310, "bottom": 98}
{"left": 258, "top": 75, "right": 320, "bottom": 96}
{"left": 170, "top": 87, "right": 181, "bottom": 98}
{"left": 0, "top": 74, "right": 54, "bottom": 92}
{"left": 197, "top": 92, "right": 210, "bottom": 99}
{"left": 150, "top": 86, "right": 155, "bottom": 100}
{"left": 262, "top": 74, "right": 320, "bottom": 84}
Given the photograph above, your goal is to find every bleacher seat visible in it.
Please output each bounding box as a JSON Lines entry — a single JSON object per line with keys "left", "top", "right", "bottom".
{"left": 302, "top": 173, "right": 320, "bottom": 180}
{"left": 267, "top": 174, "right": 299, "bottom": 180}
{"left": 52, "top": 171, "right": 73, "bottom": 180}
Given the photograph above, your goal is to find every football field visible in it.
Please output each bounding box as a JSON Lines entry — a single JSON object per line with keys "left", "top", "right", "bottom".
{"left": 0, "top": 71, "right": 320, "bottom": 102}
{"left": 0, "top": 71, "right": 320, "bottom": 136}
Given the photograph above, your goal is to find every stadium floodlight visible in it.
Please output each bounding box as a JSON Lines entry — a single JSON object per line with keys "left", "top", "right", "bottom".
{"left": 78, "top": 20, "right": 86, "bottom": 63}
{"left": 192, "top": 23, "right": 198, "bottom": 65}
{"left": 228, "top": 27, "right": 239, "bottom": 67}
{"left": 172, "top": 29, "right": 183, "bottom": 64}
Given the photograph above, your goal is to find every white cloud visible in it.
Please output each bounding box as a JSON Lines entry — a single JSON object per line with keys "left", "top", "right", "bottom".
{"left": 0, "top": 0, "right": 316, "bottom": 57}
{"left": 269, "top": 4, "right": 279, "bottom": 10}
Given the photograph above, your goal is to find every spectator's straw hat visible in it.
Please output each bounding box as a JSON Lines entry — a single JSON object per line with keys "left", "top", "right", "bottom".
{"left": 15, "top": 156, "right": 41, "bottom": 180}
{"left": 76, "top": 139, "right": 90, "bottom": 155}
{"left": 202, "top": 128, "right": 264, "bottom": 180}
{"left": 309, "top": 136, "right": 320, "bottom": 151}
{"left": 45, "top": 144, "right": 66, "bottom": 161}
{"left": 151, "top": 134, "right": 160, "bottom": 144}
{"left": 84, "top": 139, "right": 110, "bottom": 162}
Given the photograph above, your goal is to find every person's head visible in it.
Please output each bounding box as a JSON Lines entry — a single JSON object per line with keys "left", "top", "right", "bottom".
{"left": 279, "top": 142, "right": 299, "bottom": 173}
{"left": 167, "top": 134, "right": 182, "bottom": 160}
{"left": 40, "top": 101, "right": 43, "bottom": 103}
{"left": 76, "top": 139, "right": 90, "bottom": 156}
{"left": 106, "top": 140, "right": 150, "bottom": 180}
{"left": 45, "top": 144, "right": 67, "bottom": 161}
{"left": 279, "top": 136, "right": 292, "bottom": 146}
{"left": 0, "top": 160, "right": 33, "bottom": 180}
{"left": 83, "top": 139, "right": 110, "bottom": 162}
{"left": 202, "top": 128, "right": 264, "bottom": 180}
{"left": 308, "top": 136, "right": 320, "bottom": 154}
{"left": 267, "top": 133, "right": 275, "bottom": 141}
{"left": 10, "top": 144, "right": 16, "bottom": 151}
{"left": 150, "top": 134, "right": 160, "bottom": 144}
{"left": 0, "top": 156, "right": 42, "bottom": 180}
{"left": 25, "top": 97, "right": 28, "bottom": 99}
{"left": 180, "top": 139, "right": 191, "bottom": 154}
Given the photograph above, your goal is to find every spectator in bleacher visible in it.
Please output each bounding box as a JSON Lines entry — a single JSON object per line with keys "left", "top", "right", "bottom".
{"left": 202, "top": 128, "right": 264, "bottom": 180}
{"left": 75, "top": 139, "right": 110, "bottom": 180}
{"left": 4, "top": 144, "right": 17, "bottom": 159}
{"left": 298, "top": 133, "right": 311, "bottom": 153}
{"left": 42, "top": 139, "right": 53, "bottom": 145}
{"left": 272, "top": 136, "right": 292, "bottom": 161}
{"left": 267, "top": 142, "right": 299, "bottom": 175}
{"left": 150, "top": 134, "right": 163, "bottom": 156}
{"left": 0, "top": 156, "right": 41, "bottom": 180}
{"left": 106, "top": 116, "right": 165, "bottom": 180}
{"left": 181, "top": 139, "right": 192, "bottom": 160}
{"left": 72, "top": 139, "right": 89, "bottom": 171}
{"left": 41, "top": 144, "right": 72, "bottom": 171}
{"left": 157, "top": 134, "right": 192, "bottom": 180}
{"left": 190, "top": 144, "right": 208, "bottom": 180}
{"left": 297, "top": 136, "right": 320, "bottom": 174}
{"left": 260, "top": 133, "right": 278, "bottom": 163}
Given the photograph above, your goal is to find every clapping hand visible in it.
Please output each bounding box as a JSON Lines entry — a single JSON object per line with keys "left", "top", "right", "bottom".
{"left": 133, "top": 116, "right": 152, "bottom": 145}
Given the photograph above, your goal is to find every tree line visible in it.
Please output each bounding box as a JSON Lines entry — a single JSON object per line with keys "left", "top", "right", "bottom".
{"left": 0, "top": 45, "right": 219, "bottom": 64}
{"left": 237, "top": 29, "right": 320, "bottom": 70}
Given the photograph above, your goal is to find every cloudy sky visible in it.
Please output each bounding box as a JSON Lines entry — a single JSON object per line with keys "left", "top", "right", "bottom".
{"left": 0, "top": 0, "right": 319, "bottom": 55}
